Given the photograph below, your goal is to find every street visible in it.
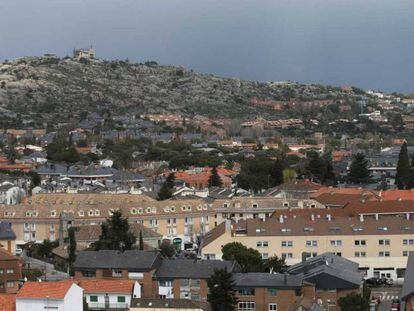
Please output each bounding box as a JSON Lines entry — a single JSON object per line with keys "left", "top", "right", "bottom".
{"left": 371, "top": 287, "right": 402, "bottom": 311}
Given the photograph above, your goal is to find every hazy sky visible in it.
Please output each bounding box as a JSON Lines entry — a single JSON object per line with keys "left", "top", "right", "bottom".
{"left": 1, "top": 0, "right": 414, "bottom": 92}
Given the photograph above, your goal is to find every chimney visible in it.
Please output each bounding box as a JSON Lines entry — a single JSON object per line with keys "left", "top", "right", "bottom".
{"left": 279, "top": 215, "right": 284, "bottom": 224}
{"left": 301, "top": 252, "right": 307, "bottom": 263}
{"left": 375, "top": 213, "right": 379, "bottom": 221}
{"left": 407, "top": 213, "right": 411, "bottom": 220}
{"left": 359, "top": 214, "right": 364, "bottom": 222}
{"left": 310, "top": 214, "right": 315, "bottom": 221}
{"left": 326, "top": 214, "right": 332, "bottom": 221}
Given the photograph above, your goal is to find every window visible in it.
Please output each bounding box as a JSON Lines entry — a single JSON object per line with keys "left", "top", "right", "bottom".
{"left": 238, "top": 288, "right": 255, "bottom": 296}
{"left": 6, "top": 269, "right": 13, "bottom": 274}
{"left": 354, "top": 252, "right": 366, "bottom": 257}
{"left": 403, "top": 239, "right": 414, "bottom": 245}
{"left": 159, "top": 280, "right": 172, "bottom": 287}
{"left": 117, "top": 296, "right": 126, "bottom": 303}
{"left": 6, "top": 281, "right": 14, "bottom": 288}
{"left": 379, "top": 251, "right": 390, "bottom": 257}
{"left": 269, "top": 304, "right": 278, "bottom": 311}
{"left": 403, "top": 251, "right": 413, "bottom": 257}
{"left": 281, "top": 241, "right": 293, "bottom": 247}
{"left": 0, "top": 269, "right": 3, "bottom": 274}
{"left": 191, "top": 293, "right": 201, "bottom": 301}
{"left": 238, "top": 301, "right": 255, "bottom": 311}
{"left": 379, "top": 239, "right": 390, "bottom": 246}
{"left": 305, "top": 252, "right": 317, "bottom": 259}
{"left": 306, "top": 240, "right": 318, "bottom": 247}
{"left": 330, "top": 240, "right": 342, "bottom": 247}
{"left": 268, "top": 288, "right": 277, "bottom": 296}
{"left": 282, "top": 253, "right": 293, "bottom": 259}
{"left": 190, "top": 279, "right": 201, "bottom": 288}
{"left": 378, "top": 226, "right": 388, "bottom": 231}
{"left": 82, "top": 270, "right": 96, "bottom": 278}
{"left": 354, "top": 240, "right": 366, "bottom": 246}
{"left": 90, "top": 296, "right": 98, "bottom": 302}
{"left": 257, "top": 241, "right": 268, "bottom": 247}
{"left": 112, "top": 269, "right": 123, "bottom": 277}
{"left": 261, "top": 253, "right": 268, "bottom": 259}
{"left": 149, "top": 219, "right": 158, "bottom": 227}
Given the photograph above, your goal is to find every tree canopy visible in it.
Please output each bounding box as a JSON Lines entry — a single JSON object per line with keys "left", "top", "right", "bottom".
{"left": 208, "top": 166, "right": 222, "bottom": 187}
{"left": 396, "top": 142, "right": 411, "bottom": 189}
{"left": 157, "top": 173, "right": 176, "bottom": 200}
{"left": 221, "top": 242, "right": 263, "bottom": 272}
{"left": 91, "top": 210, "right": 136, "bottom": 251}
{"left": 338, "top": 292, "right": 369, "bottom": 311}
{"left": 348, "top": 153, "right": 370, "bottom": 184}
{"left": 207, "top": 268, "right": 237, "bottom": 311}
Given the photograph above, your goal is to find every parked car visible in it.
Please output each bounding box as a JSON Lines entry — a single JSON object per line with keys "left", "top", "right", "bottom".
{"left": 369, "top": 303, "right": 378, "bottom": 311}
{"left": 383, "top": 278, "right": 394, "bottom": 286}
{"left": 14, "top": 247, "right": 23, "bottom": 256}
{"left": 366, "top": 277, "right": 384, "bottom": 286}
{"left": 390, "top": 298, "right": 400, "bottom": 311}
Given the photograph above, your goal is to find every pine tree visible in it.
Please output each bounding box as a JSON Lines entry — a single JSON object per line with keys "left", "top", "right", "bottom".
{"left": 207, "top": 268, "right": 237, "bottom": 311}
{"left": 208, "top": 166, "right": 222, "bottom": 187}
{"left": 348, "top": 153, "right": 370, "bottom": 184}
{"left": 92, "top": 210, "right": 136, "bottom": 251}
{"left": 396, "top": 142, "right": 410, "bottom": 189}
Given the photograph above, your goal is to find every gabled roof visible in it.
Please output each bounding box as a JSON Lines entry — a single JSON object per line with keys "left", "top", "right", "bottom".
{"left": 0, "top": 248, "right": 19, "bottom": 261}
{"left": 77, "top": 279, "right": 135, "bottom": 294}
{"left": 155, "top": 259, "right": 237, "bottom": 279}
{"left": 0, "top": 294, "right": 16, "bottom": 311}
{"left": 74, "top": 250, "right": 160, "bottom": 271}
{"left": 402, "top": 252, "right": 414, "bottom": 300}
{"left": 287, "top": 253, "right": 362, "bottom": 289}
{"left": 233, "top": 273, "right": 303, "bottom": 289}
{"left": 0, "top": 222, "right": 16, "bottom": 240}
{"left": 16, "top": 281, "right": 75, "bottom": 300}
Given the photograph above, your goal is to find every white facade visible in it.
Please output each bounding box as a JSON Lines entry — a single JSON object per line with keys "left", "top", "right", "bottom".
{"left": 84, "top": 281, "right": 140, "bottom": 309}
{"left": 16, "top": 283, "right": 83, "bottom": 311}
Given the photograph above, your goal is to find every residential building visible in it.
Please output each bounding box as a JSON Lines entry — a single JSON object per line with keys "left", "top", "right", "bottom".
{"left": 154, "top": 259, "right": 237, "bottom": 302}
{"left": 287, "top": 253, "right": 363, "bottom": 310}
{"left": 233, "top": 272, "right": 317, "bottom": 311}
{"left": 0, "top": 249, "right": 22, "bottom": 294}
{"left": 201, "top": 213, "right": 414, "bottom": 280}
{"left": 78, "top": 279, "right": 140, "bottom": 310}
{"left": 16, "top": 280, "right": 83, "bottom": 311}
{"left": 74, "top": 250, "right": 161, "bottom": 298}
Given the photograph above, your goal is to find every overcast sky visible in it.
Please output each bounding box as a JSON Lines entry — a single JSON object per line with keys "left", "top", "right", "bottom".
{"left": 1, "top": 0, "right": 414, "bottom": 93}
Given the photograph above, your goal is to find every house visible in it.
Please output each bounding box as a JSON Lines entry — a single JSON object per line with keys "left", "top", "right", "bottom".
{"left": 287, "top": 253, "right": 363, "bottom": 310}
{"left": 73, "top": 48, "right": 95, "bottom": 60}
{"left": 233, "top": 272, "right": 317, "bottom": 311}
{"left": 0, "top": 249, "right": 22, "bottom": 293}
{"left": 78, "top": 279, "right": 140, "bottom": 310}
{"left": 154, "top": 259, "right": 237, "bottom": 301}
{"left": 130, "top": 298, "right": 204, "bottom": 310}
{"left": 74, "top": 250, "right": 161, "bottom": 298}
{"left": 0, "top": 223, "right": 17, "bottom": 254}
{"left": 0, "top": 294, "right": 16, "bottom": 311}
{"left": 16, "top": 280, "right": 83, "bottom": 311}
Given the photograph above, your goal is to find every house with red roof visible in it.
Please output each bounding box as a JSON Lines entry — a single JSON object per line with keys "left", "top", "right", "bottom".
{"left": 16, "top": 280, "right": 83, "bottom": 311}
{"left": 0, "top": 294, "right": 16, "bottom": 311}
{"left": 77, "top": 279, "right": 140, "bottom": 310}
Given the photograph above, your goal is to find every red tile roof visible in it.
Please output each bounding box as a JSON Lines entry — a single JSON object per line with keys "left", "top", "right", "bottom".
{"left": 0, "top": 294, "right": 16, "bottom": 311}
{"left": 17, "top": 281, "right": 74, "bottom": 300}
{"left": 77, "top": 279, "right": 135, "bottom": 294}
{"left": 380, "top": 189, "right": 414, "bottom": 201}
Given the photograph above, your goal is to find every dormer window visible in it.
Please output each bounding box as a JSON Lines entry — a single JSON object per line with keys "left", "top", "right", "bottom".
{"left": 50, "top": 211, "right": 57, "bottom": 217}
{"left": 146, "top": 207, "right": 152, "bottom": 213}
{"left": 25, "top": 211, "right": 31, "bottom": 217}
{"left": 138, "top": 208, "right": 143, "bottom": 214}
{"left": 78, "top": 210, "right": 84, "bottom": 217}
{"left": 283, "top": 202, "right": 289, "bottom": 208}
{"left": 131, "top": 208, "right": 137, "bottom": 215}
{"left": 252, "top": 203, "right": 258, "bottom": 208}
{"left": 223, "top": 203, "right": 229, "bottom": 208}
{"left": 94, "top": 210, "right": 100, "bottom": 216}
{"left": 88, "top": 210, "right": 94, "bottom": 216}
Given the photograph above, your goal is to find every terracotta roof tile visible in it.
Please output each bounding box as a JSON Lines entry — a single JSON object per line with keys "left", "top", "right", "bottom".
{"left": 16, "top": 281, "right": 74, "bottom": 300}
{"left": 0, "top": 294, "right": 16, "bottom": 311}
{"left": 77, "top": 279, "right": 134, "bottom": 294}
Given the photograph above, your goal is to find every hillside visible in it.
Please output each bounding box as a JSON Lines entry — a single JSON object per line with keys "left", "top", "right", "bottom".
{"left": 0, "top": 56, "right": 362, "bottom": 128}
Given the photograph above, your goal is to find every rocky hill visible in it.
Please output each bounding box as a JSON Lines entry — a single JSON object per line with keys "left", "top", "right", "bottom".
{"left": 0, "top": 56, "right": 362, "bottom": 127}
